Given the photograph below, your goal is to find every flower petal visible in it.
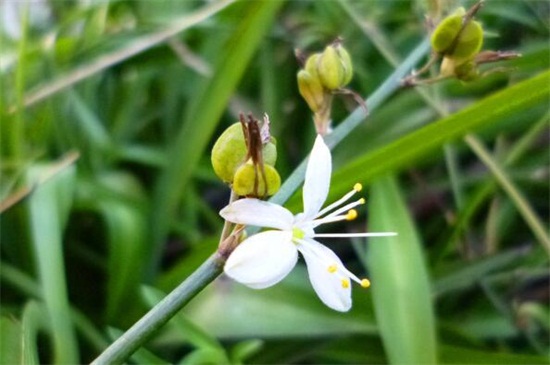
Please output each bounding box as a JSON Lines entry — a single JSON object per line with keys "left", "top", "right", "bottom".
{"left": 302, "top": 135, "right": 331, "bottom": 221}
{"left": 220, "top": 198, "right": 294, "bottom": 230}
{"left": 224, "top": 230, "right": 297, "bottom": 289}
{"left": 297, "top": 238, "right": 352, "bottom": 312}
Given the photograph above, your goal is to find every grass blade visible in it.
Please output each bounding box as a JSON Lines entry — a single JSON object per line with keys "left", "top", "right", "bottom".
{"left": 26, "top": 163, "right": 79, "bottom": 363}
{"left": 367, "top": 175, "right": 437, "bottom": 364}
{"left": 465, "top": 134, "right": 550, "bottom": 255}
{"left": 14, "top": 0, "right": 234, "bottom": 110}
{"left": 329, "top": 71, "right": 550, "bottom": 202}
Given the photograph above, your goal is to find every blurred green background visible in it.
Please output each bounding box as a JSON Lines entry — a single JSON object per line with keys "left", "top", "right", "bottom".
{"left": 1, "top": 0, "right": 548, "bottom": 364}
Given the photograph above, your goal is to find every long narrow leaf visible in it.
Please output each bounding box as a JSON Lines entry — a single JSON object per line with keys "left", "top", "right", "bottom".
{"left": 327, "top": 71, "right": 550, "bottom": 203}
{"left": 15, "top": 0, "right": 235, "bottom": 110}
{"left": 26, "top": 163, "right": 79, "bottom": 363}
{"left": 368, "top": 175, "right": 437, "bottom": 364}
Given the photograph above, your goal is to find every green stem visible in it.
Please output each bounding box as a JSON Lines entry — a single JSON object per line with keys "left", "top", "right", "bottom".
{"left": 11, "top": 3, "right": 29, "bottom": 161}
{"left": 219, "top": 190, "right": 238, "bottom": 243}
{"left": 91, "top": 253, "right": 225, "bottom": 365}
{"left": 465, "top": 134, "right": 550, "bottom": 255}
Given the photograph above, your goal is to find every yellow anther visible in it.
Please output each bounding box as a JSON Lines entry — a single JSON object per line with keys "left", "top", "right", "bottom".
{"left": 358, "top": 197, "right": 366, "bottom": 204}
{"left": 360, "top": 278, "right": 371, "bottom": 288}
{"left": 327, "top": 264, "right": 337, "bottom": 273}
{"left": 346, "top": 209, "right": 358, "bottom": 221}
{"left": 341, "top": 279, "right": 350, "bottom": 288}
{"left": 354, "top": 183, "right": 363, "bottom": 192}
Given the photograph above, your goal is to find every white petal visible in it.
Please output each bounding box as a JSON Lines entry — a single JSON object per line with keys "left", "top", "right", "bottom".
{"left": 220, "top": 198, "right": 294, "bottom": 230}
{"left": 302, "top": 135, "right": 331, "bottom": 221}
{"left": 224, "top": 231, "right": 297, "bottom": 289}
{"left": 297, "top": 239, "right": 352, "bottom": 312}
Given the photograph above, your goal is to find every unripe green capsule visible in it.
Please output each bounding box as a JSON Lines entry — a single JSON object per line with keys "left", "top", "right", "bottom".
{"left": 297, "top": 70, "right": 326, "bottom": 113}
{"left": 233, "top": 162, "right": 281, "bottom": 197}
{"left": 431, "top": 8, "right": 465, "bottom": 53}
{"left": 305, "top": 53, "right": 321, "bottom": 77}
{"left": 316, "top": 43, "right": 353, "bottom": 90}
{"left": 454, "top": 60, "right": 480, "bottom": 81}
{"left": 211, "top": 123, "right": 276, "bottom": 183}
{"left": 451, "top": 20, "right": 483, "bottom": 62}
{"left": 431, "top": 7, "right": 483, "bottom": 63}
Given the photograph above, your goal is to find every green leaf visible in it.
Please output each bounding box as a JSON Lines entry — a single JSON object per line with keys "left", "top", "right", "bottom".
{"left": 230, "top": 339, "right": 264, "bottom": 364}
{"left": 184, "top": 266, "right": 377, "bottom": 339}
{"left": 21, "top": 301, "right": 49, "bottom": 365}
{"left": 26, "top": 162, "right": 79, "bottom": 363}
{"left": 0, "top": 316, "right": 23, "bottom": 365}
{"left": 328, "top": 71, "right": 550, "bottom": 203}
{"left": 433, "top": 248, "right": 530, "bottom": 297}
{"left": 367, "top": 175, "right": 437, "bottom": 364}
{"left": 141, "top": 285, "right": 224, "bottom": 352}
{"left": 76, "top": 171, "right": 148, "bottom": 324}
{"left": 440, "top": 344, "right": 549, "bottom": 364}
{"left": 17, "top": 0, "right": 235, "bottom": 109}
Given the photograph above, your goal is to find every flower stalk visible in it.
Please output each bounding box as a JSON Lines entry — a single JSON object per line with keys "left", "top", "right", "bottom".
{"left": 90, "top": 253, "right": 225, "bottom": 365}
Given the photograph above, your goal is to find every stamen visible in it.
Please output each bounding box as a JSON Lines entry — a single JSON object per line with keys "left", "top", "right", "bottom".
{"left": 311, "top": 214, "right": 349, "bottom": 226}
{"left": 312, "top": 198, "right": 365, "bottom": 227}
{"left": 327, "top": 264, "right": 337, "bottom": 273}
{"left": 360, "top": 278, "right": 371, "bottom": 288}
{"left": 341, "top": 279, "right": 350, "bottom": 288}
{"left": 313, "top": 232, "right": 398, "bottom": 238}
{"left": 346, "top": 209, "right": 358, "bottom": 221}
{"left": 316, "top": 184, "right": 361, "bottom": 218}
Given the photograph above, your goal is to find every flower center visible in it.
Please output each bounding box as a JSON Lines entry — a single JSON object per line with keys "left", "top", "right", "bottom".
{"left": 292, "top": 227, "right": 305, "bottom": 240}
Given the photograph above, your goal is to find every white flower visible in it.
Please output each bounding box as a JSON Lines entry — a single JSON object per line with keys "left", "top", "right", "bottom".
{"left": 220, "top": 135, "right": 396, "bottom": 312}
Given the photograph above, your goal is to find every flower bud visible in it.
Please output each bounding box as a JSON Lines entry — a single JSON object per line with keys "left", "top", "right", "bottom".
{"left": 316, "top": 42, "right": 353, "bottom": 90}
{"left": 233, "top": 162, "right": 281, "bottom": 197}
{"left": 211, "top": 122, "right": 277, "bottom": 183}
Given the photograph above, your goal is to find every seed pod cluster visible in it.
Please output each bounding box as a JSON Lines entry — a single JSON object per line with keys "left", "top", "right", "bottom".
{"left": 211, "top": 117, "right": 280, "bottom": 198}
{"left": 430, "top": 5, "right": 484, "bottom": 81}
{"left": 297, "top": 40, "right": 353, "bottom": 112}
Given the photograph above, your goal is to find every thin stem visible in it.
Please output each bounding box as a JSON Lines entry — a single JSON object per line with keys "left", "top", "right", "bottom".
{"left": 218, "top": 189, "right": 238, "bottom": 244}
{"left": 11, "top": 2, "right": 29, "bottom": 161}
{"left": 11, "top": 0, "right": 235, "bottom": 111}
{"left": 91, "top": 253, "right": 225, "bottom": 365}
{"left": 465, "top": 134, "right": 550, "bottom": 256}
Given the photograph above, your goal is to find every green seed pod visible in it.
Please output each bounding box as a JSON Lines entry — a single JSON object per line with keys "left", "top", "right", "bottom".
{"left": 454, "top": 60, "right": 480, "bottom": 81}
{"left": 439, "top": 56, "right": 457, "bottom": 77}
{"left": 431, "top": 7, "right": 483, "bottom": 63}
{"left": 211, "top": 123, "right": 277, "bottom": 183}
{"left": 431, "top": 7, "right": 465, "bottom": 54}
{"left": 450, "top": 20, "right": 483, "bottom": 62}
{"left": 304, "top": 53, "right": 322, "bottom": 79}
{"left": 297, "top": 69, "right": 327, "bottom": 113}
{"left": 233, "top": 162, "right": 281, "bottom": 197}
{"left": 316, "top": 43, "right": 353, "bottom": 90}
